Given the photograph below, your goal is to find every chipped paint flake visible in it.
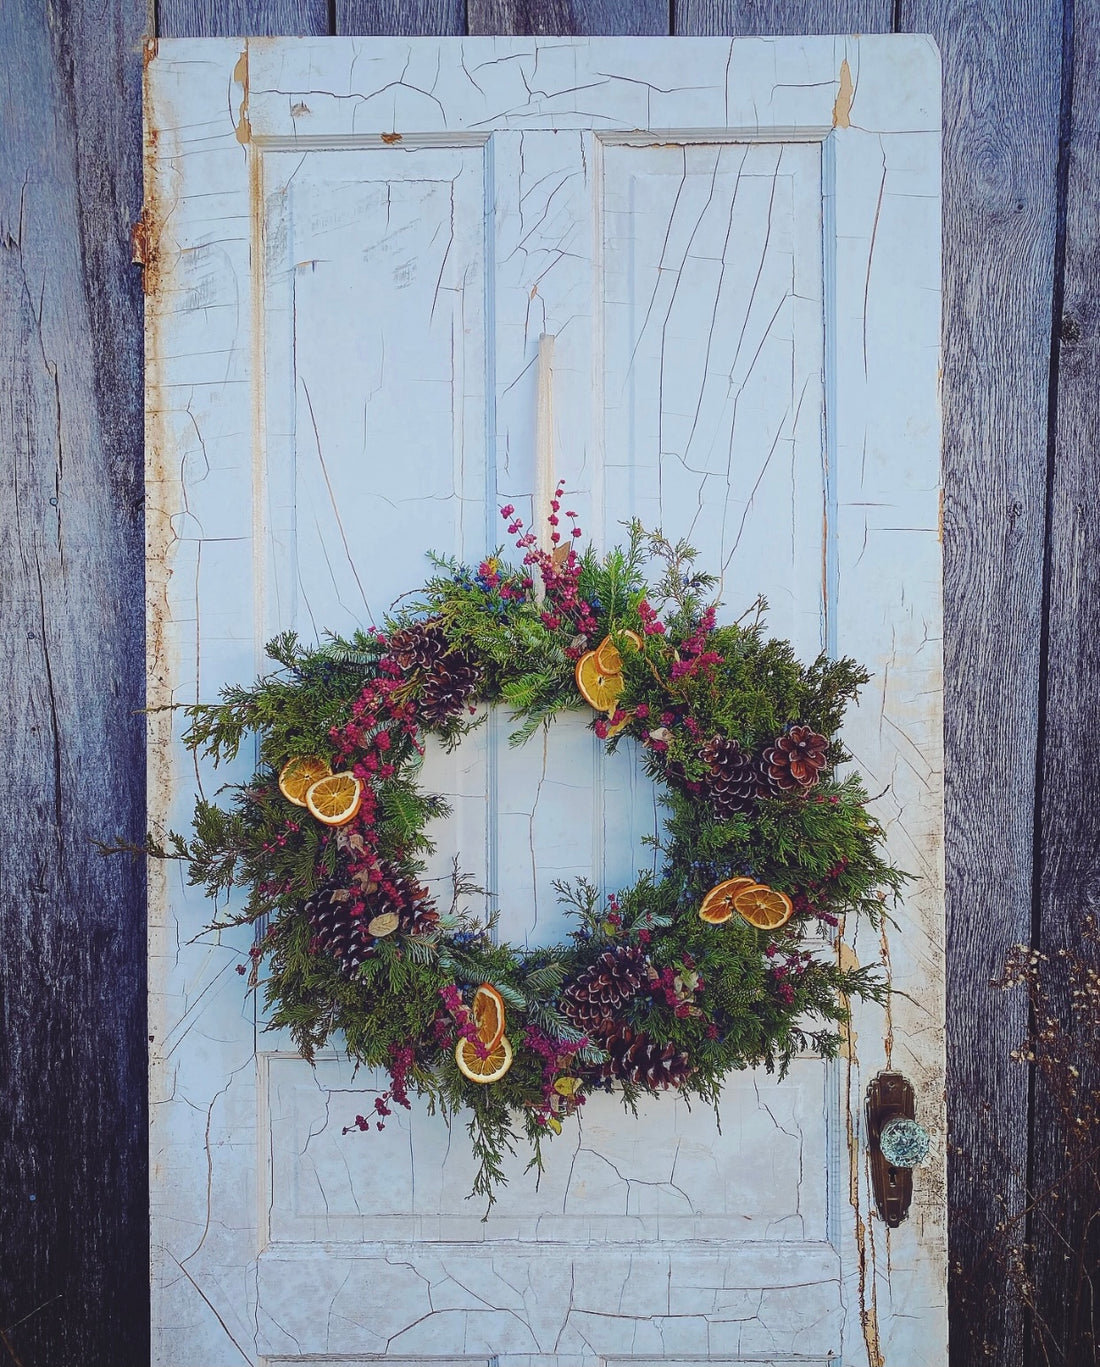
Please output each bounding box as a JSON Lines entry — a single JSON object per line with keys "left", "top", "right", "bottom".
{"left": 834, "top": 58, "right": 855, "bottom": 128}
{"left": 233, "top": 47, "right": 250, "bottom": 146}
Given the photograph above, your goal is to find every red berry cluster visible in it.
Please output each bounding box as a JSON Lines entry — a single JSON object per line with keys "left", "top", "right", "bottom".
{"left": 523, "top": 1026, "right": 588, "bottom": 1130}
{"left": 342, "top": 1043, "right": 415, "bottom": 1134}
{"left": 500, "top": 483, "right": 598, "bottom": 642}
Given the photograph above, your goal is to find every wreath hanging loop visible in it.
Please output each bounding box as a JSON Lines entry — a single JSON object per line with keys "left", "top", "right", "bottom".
{"left": 177, "top": 490, "right": 904, "bottom": 1205}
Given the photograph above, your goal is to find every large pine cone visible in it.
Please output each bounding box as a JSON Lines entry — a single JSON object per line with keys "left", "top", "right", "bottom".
{"left": 699, "top": 736, "right": 759, "bottom": 818}
{"left": 388, "top": 621, "right": 481, "bottom": 726}
{"left": 419, "top": 653, "right": 481, "bottom": 726}
{"left": 561, "top": 946, "right": 648, "bottom": 1037}
{"left": 366, "top": 862, "right": 441, "bottom": 937}
{"left": 388, "top": 621, "right": 449, "bottom": 672}
{"left": 307, "top": 865, "right": 439, "bottom": 975}
{"left": 600, "top": 1025, "right": 692, "bottom": 1090}
{"left": 760, "top": 724, "right": 828, "bottom": 794}
{"left": 306, "top": 883, "right": 373, "bottom": 976}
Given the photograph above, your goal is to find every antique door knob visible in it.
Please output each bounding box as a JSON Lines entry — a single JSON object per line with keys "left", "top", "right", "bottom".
{"left": 879, "top": 1115, "right": 931, "bottom": 1169}
{"left": 866, "top": 1072, "right": 930, "bottom": 1227}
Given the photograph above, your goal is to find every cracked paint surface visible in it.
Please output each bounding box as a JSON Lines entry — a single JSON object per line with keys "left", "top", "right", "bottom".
{"left": 146, "top": 35, "right": 944, "bottom": 1367}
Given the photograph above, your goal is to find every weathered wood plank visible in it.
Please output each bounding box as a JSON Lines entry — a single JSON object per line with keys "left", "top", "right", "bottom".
{"left": 1033, "top": 1, "right": 1100, "bottom": 1361}
{"left": 893, "top": 3, "right": 1064, "bottom": 1365}
{"left": 0, "top": 2, "right": 148, "bottom": 1365}
{"left": 467, "top": 0, "right": 669, "bottom": 35}
{"left": 675, "top": 0, "right": 890, "bottom": 30}
{"left": 158, "top": 0, "right": 329, "bottom": 37}
{"left": 337, "top": 0, "right": 464, "bottom": 33}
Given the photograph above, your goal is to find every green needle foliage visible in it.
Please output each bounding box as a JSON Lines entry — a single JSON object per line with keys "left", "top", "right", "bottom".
{"left": 166, "top": 514, "right": 907, "bottom": 1207}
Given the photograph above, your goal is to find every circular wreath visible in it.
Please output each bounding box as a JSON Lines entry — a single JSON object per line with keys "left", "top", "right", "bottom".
{"left": 178, "top": 490, "right": 903, "bottom": 1204}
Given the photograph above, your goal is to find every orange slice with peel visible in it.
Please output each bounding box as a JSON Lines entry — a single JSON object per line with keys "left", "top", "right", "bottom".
{"left": 575, "top": 650, "right": 624, "bottom": 713}
{"left": 699, "top": 876, "right": 757, "bottom": 925}
{"left": 455, "top": 1033, "right": 513, "bottom": 1084}
{"left": 305, "top": 771, "right": 363, "bottom": 826}
{"left": 732, "top": 882, "right": 795, "bottom": 930}
{"left": 278, "top": 755, "right": 332, "bottom": 806}
{"left": 594, "top": 629, "right": 643, "bottom": 676}
{"left": 472, "top": 983, "right": 506, "bottom": 1050}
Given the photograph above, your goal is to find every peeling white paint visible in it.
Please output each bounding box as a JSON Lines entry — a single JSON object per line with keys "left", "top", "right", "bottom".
{"left": 146, "top": 36, "right": 944, "bottom": 1367}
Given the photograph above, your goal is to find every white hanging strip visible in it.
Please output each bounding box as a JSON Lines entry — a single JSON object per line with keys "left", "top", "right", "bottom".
{"left": 533, "top": 333, "right": 556, "bottom": 601}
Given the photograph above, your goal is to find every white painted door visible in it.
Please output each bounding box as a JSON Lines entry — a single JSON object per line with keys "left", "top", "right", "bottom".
{"left": 146, "top": 36, "right": 944, "bottom": 1367}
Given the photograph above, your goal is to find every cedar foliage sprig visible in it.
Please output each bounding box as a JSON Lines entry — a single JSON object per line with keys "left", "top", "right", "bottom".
{"left": 167, "top": 503, "right": 907, "bottom": 1207}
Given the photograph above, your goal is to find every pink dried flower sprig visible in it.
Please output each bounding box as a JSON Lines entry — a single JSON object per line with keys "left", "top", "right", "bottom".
{"left": 500, "top": 484, "right": 599, "bottom": 639}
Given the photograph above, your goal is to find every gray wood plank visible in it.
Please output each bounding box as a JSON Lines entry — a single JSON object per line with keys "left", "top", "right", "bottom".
{"left": 894, "top": 3, "right": 1064, "bottom": 1365}
{"left": 675, "top": 0, "right": 891, "bottom": 32}
{"left": 468, "top": 0, "right": 669, "bottom": 35}
{"left": 1032, "top": 1, "right": 1100, "bottom": 1361}
{"left": 158, "top": 0, "right": 329, "bottom": 36}
{"left": 337, "top": 0, "right": 464, "bottom": 33}
{"left": 0, "top": 2, "right": 148, "bottom": 1365}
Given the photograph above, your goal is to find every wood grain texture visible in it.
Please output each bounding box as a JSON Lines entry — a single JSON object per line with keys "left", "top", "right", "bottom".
{"left": 1032, "top": 1, "right": 1100, "bottom": 1360}
{"left": 0, "top": 2, "right": 148, "bottom": 1365}
{"left": 337, "top": 0, "right": 464, "bottom": 33}
{"left": 894, "top": 3, "right": 1064, "bottom": 1364}
{"left": 467, "top": 0, "right": 669, "bottom": 35}
{"left": 157, "top": 0, "right": 329, "bottom": 37}
{"left": 675, "top": 0, "right": 891, "bottom": 32}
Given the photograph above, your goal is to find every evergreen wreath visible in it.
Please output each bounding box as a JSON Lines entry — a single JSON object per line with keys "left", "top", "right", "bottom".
{"left": 173, "top": 489, "right": 904, "bottom": 1206}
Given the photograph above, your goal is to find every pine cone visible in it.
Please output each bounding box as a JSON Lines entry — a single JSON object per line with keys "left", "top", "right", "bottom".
{"left": 419, "top": 652, "right": 481, "bottom": 726}
{"left": 307, "top": 865, "right": 439, "bottom": 975}
{"left": 363, "top": 862, "right": 441, "bottom": 937}
{"left": 600, "top": 1025, "right": 692, "bottom": 1090}
{"left": 388, "top": 621, "right": 481, "bottom": 726}
{"left": 388, "top": 621, "right": 449, "bottom": 672}
{"left": 306, "top": 883, "right": 374, "bottom": 976}
{"left": 561, "top": 946, "right": 649, "bottom": 1037}
{"left": 760, "top": 724, "right": 829, "bottom": 794}
{"left": 699, "top": 736, "right": 759, "bottom": 818}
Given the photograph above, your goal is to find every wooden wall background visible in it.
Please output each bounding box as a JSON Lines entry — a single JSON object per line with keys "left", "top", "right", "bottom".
{"left": 1, "top": 0, "right": 1093, "bottom": 1364}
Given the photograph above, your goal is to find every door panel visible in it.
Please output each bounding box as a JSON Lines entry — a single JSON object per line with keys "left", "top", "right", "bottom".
{"left": 146, "top": 36, "right": 943, "bottom": 1366}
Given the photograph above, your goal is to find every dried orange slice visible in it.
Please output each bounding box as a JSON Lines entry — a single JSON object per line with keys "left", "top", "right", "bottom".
{"left": 575, "top": 650, "right": 624, "bottom": 713}
{"left": 455, "top": 1033, "right": 513, "bottom": 1084}
{"left": 472, "top": 983, "right": 506, "bottom": 1050}
{"left": 732, "top": 882, "right": 794, "bottom": 930}
{"left": 278, "top": 755, "right": 332, "bottom": 806}
{"left": 698, "top": 876, "right": 757, "bottom": 924}
{"left": 305, "top": 771, "right": 363, "bottom": 826}
{"left": 594, "top": 629, "right": 643, "bottom": 676}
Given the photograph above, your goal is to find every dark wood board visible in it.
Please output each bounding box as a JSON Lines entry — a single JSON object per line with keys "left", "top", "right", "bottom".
{"left": 338, "top": 0, "right": 464, "bottom": 33}
{"left": 0, "top": 2, "right": 148, "bottom": 1366}
{"left": 1032, "top": 0, "right": 1100, "bottom": 1360}
{"left": 467, "top": 0, "right": 669, "bottom": 35}
{"left": 157, "top": 0, "right": 329, "bottom": 37}
{"left": 894, "top": 3, "right": 1065, "bottom": 1363}
{"left": 675, "top": 0, "right": 891, "bottom": 31}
